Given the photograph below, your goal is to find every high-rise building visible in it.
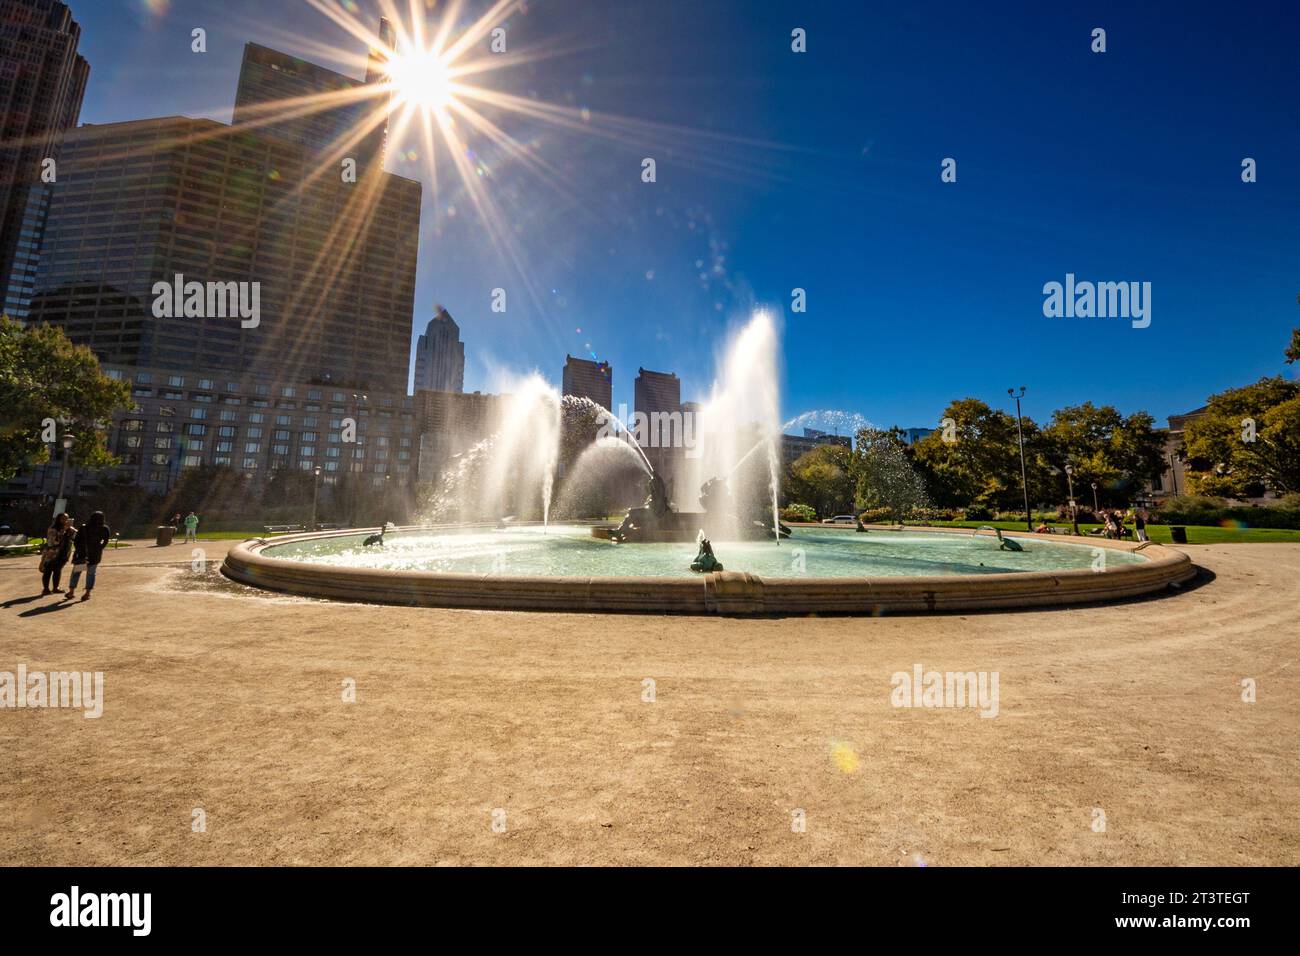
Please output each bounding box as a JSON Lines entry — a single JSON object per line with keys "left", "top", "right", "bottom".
{"left": 27, "top": 115, "right": 422, "bottom": 393}
{"left": 232, "top": 22, "right": 393, "bottom": 174}
{"left": 634, "top": 367, "right": 683, "bottom": 490}
{"left": 0, "top": 0, "right": 89, "bottom": 319}
{"left": 413, "top": 306, "right": 465, "bottom": 393}
{"left": 562, "top": 354, "right": 612, "bottom": 411}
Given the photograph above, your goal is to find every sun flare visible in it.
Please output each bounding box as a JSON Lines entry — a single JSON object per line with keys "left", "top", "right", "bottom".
{"left": 385, "top": 48, "right": 456, "bottom": 114}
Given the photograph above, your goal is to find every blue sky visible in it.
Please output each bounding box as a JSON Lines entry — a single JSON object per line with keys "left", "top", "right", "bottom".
{"left": 69, "top": 0, "right": 1300, "bottom": 429}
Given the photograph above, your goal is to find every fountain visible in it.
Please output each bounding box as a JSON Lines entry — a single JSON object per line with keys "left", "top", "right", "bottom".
{"left": 221, "top": 311, "right": 1197, "bottom": 614}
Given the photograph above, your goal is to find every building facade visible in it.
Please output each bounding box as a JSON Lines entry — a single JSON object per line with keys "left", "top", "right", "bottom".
{"left": 0, "top": 0, "right": 89, "bottom": 319}
{"left": 26, "top": 115, "right": 421, "bottom": 393}
{"left": 780, "top": 429, "right": 851, "bottom": 467}
{"left": 7, "top": 364, "right": 416, "bottom": 500}
{"left": 561, "top": 354, "right": 612, "bottom": 411}
{"left": 232, "top": 30, "right": 392, "bottom": 174}
{"left": 413, "top": 306, "right": 465, "bottom": 393}
{"left": 633, "top": 366, "right": 683, "bottom": 491}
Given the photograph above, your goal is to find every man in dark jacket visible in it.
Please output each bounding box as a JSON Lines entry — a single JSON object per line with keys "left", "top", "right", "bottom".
{"left": 65, "top": 511, "right": 111, "bottom": 601}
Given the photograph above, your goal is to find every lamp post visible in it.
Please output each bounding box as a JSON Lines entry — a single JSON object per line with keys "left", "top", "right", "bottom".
{"left": 1008, "top": 387, "right": 1032, "bottom": 531}
{"left": 52, "top": 434, "right": 74, "bottom": 521}
{"left": 1090, "top": 481, "right": 1099, "bottom": 515}
{"left": 1065, "top": 463, "right": 1079, "bottom": 535}
{"left": 311, "top": 465, "right": 322, "bottom": 531}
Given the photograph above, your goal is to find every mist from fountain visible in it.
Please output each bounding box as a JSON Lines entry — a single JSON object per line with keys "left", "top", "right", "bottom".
{"left": 681, "top": 309, "right": 784, "bottom": 541}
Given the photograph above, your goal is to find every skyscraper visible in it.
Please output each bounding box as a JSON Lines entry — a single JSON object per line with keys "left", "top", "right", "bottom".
{"left": 562, "top": 354, "right": 612, "bottom": 411}
{"left": 634, "top": 367, "right": 683, "bottom": 491}
{"left": 0, "top": 0, "right": 89, "bottom": 319}
{"left": 232, "top": 20, "right": 394, "bottom": 174}
{"left": 413, "top": 306, "right": 465, "bottom": 393}
{"left": 28, "top": 115, "right": 421, "bottom": 393}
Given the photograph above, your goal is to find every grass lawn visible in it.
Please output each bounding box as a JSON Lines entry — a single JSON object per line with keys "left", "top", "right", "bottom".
{"left": 923, "top": 519, "right": 1300, "bottom": 545}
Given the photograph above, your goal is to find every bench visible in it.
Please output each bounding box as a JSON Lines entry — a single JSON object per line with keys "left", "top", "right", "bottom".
{"left": 263, "top": 524, "right": 306, "bottom": 535}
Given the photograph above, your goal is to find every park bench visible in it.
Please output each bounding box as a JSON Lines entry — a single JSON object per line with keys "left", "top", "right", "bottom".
{"left": 263, "top": 524, "right": 306, "bottom": 535}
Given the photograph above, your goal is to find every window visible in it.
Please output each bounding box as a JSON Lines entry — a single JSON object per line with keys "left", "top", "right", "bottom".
{"left": 167, "top": 375, "right": 184, "bottom": 387}
{"left": 248, "top": 413, "right": 264, "bottom": 424}
{"left": 242, "top": 458, "right": 258, "bottom": 469}
{"left": 191, "top": 408, "right": 207, "bottom": 420}
{"left": 244, "top": 442, "right": 261, "bottom": 454}
{"left": 121, "top": 419, "right": 144, "bottom": 432}
{"left": 300, "top": 446, "right": 315, "bottom": 457}
{"left": 156, "top": 421, "right": 174, "bottom": 433}
{"left": 220, "top": 410, "right": 236, "bottom": 422}
{"left": 218, "top": 426, "right": 236, "bottom": 437}
{"left": 154, "top": 437, "right": 172, "bottom": 449}
{"left": 274, "top": 430, "right": 290, "bottom": 441}
{"left": 276, "top": 415, "right": 291, "bottom": 426}
{"left": 186, "top": 424, "right": 206, "bottom": 436}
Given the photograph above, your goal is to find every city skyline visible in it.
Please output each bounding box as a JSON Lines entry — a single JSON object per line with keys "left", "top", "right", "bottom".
{"left": 48, "top": 0, "right": 1300, "bottom": 432}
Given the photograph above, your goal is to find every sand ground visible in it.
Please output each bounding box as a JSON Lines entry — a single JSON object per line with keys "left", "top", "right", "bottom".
{"left": 1, "top": 538, "right": 1297, "bottom": 866}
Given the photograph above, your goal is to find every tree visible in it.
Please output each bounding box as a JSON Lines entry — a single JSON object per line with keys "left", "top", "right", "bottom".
{"left": 0, "top": 316, "right": 132, "bottom": 483}
{"left": 853, "top": 428, "right": 929, "bottom": 520}
{"left": 1036, "top": 402, "right": 1167, "bottom": 506}
{"left": 1182, "top": 377, "right": 1300, "bottom": 496}
{"left": 1287, "top": 326, "right": 1300, "bottom": 364}
{"left": 910, "top": 398, "right": 1045, "bottom": 510}
{"left": 782, "top": 443, "right": 855, "bottom": 517}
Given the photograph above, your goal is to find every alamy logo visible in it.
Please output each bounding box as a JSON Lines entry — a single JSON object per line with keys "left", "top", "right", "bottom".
{"left": 0, "top": 664, "right": 103, "bottom": 718}
{"left": 595, "top": 403, "right": 701, "bottom": 458}
{"left": 50, "top": 886, "right": 151, "bottom": 936}
{"left": 152, "top": 273, "right": 261, "bottom": 328}
{"left": 1042, "top": 273, "right": 1151, "bottom": 328}
{"left": 891, "top": 664, "right": 999, "bottom": 718}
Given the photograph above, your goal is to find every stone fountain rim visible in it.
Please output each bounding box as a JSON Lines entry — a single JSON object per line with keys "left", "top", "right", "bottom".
{"left": 219, "top": 524, "right": 1198, "bottom": 616}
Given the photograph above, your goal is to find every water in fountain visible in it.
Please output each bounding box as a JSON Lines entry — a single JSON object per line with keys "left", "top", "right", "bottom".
{"left": 418, "top": 372, "right": 560, "bottom": 527}
{"left": 680, "top": 309, "right": 784, "bottom": 541}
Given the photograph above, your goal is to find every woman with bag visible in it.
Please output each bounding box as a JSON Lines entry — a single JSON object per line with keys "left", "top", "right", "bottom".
{"left": 40, "top": 513, "right": 74, "bottom": 595}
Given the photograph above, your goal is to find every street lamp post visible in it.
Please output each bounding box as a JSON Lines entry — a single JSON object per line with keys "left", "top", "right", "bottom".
{"left": 1091, "top": 481, "right": 1100, "bottom": 515}
{"left": 1008, "top": 387, "right": 1032, "bottom": 531}
{"left": 52, "top": 434, "right": 74, "bottom": 522}
{"left": 311, "top": 465, "right": 322, "bottom": 531}
{"left": 1065, "top": 463, "right": 1079, "bottom": 535}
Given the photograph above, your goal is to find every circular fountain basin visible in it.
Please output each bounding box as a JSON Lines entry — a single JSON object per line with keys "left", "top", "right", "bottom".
{"left": 221, "top": 525, "right": 1196, "bottom": 615}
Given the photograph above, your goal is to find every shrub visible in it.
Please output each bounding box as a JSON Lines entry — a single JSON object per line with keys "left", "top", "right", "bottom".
{"left": 780, "top": 503, "right": 818, "bottom": 523}
{"left": 1154, "top": 495, "right": 1300, "bottom": 530}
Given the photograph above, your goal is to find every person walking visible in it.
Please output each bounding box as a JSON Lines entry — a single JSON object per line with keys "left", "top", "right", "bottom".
{"left": 183, "top": 511, "right": 200, "bottom": 543}
{"left": 1133, "top": 508, "right": 1149, "bottom": 543}
{"left": 65, "top": 511, "right": 111, "bottom": 601}
{"left": 40, "top": 513, "right": 74, "bottom": 595}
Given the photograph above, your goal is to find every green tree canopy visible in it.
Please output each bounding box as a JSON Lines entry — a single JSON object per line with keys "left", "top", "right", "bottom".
{"left": 782, "top": 443, "right": 855, "bottom": 518}
{"left": 0, "top": 316, "right": 132, "bottom": 484}
{"left": 1036, "top": 402, "right": 1167, "bottom": 505}
{"left": 910, "top": 398, "right": 1044, "bottom": 510}
{"left": 1182, "top": 377, "right": 1300, "bottom": 496}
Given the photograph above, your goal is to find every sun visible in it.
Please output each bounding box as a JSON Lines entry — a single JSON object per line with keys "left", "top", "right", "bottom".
{"left": 385, "top": 48, "right": 456, "bottom": 114}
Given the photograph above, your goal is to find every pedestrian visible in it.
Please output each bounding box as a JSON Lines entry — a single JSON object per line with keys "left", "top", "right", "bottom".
{"left": 171, "top": 512, "right": 181, "bottom": 527}
{"left": 1134, "top": 508, "right": 1148, "bottom": 543}
{"left": 65, "top": 511, "right": 111, "bottom": 602}
{"left": 184, "top": 511, "right": 200, "bottom": 543}
{"left": 40, "top": 513, "right": 74, "bottom": 595}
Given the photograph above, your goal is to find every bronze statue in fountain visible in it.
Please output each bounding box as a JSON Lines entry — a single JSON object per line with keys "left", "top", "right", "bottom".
{"left": 595, "top": 473, "right": 790, "bottom": 543}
